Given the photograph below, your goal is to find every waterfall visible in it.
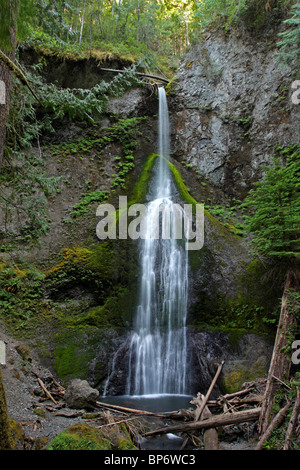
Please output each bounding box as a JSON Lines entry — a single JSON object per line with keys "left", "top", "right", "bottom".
{"left": 126, "top": 87, "right": 189, "bottom": 396}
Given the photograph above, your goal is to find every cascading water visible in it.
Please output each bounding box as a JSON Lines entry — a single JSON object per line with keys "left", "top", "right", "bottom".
{"left": 126, "top": 87, "right": 189, "bottom": 396}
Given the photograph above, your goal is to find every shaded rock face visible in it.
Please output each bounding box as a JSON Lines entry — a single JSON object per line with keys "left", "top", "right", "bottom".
{"left": 88, "top": 330, "right": 132, "bottom": 396}
{"left": 187, "top": 328, "right": 273, "bottom": 396}
{"left": 170, "top": 29, "right": 300, "bottom": 199}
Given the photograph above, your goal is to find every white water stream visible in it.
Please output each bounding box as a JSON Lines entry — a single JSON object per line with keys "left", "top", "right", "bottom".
{"left": 126, "top": 88, "right": 189, "bottom": 395}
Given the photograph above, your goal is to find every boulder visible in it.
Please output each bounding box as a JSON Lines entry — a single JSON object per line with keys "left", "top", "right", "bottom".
{"left": 64, "top": 379, "right": 99, "bottom": 410}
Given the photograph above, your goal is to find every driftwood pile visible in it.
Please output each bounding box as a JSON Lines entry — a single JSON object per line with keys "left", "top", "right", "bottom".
{"left": 30, "top": 356, "right": 299, "bottom": 450}
{"left": 30, "top": 364, "right": 261, "bottom": 450}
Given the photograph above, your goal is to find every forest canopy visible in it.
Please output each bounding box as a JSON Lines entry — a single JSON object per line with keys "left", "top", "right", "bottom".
{"left": 0, "top": 0, "right": 298, "bottom": 74}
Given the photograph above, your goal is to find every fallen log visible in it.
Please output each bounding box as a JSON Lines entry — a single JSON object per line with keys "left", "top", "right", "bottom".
{"left": 181, "top": 362, "right": 224, "bottom": 450}
{"left": 97, "top": 416, "right": 141, "bottom": 429}
{"left": 256, "top": 401, "right": 291, "bottom": 450}
{"left": 144, "top": 408, "right": 261, "bottom": 437}
{"left": 195, "top": 361, "right": 224, "bottom": 421}
{"left": 181, "top": 393, "right": 219, "bottom": 450}
{"left": 52, "top": 411, "right": 83, "bottom": 418}
{"left": 37, "top": 378, "right": 57, "bottom": 405}
{"left": 201, "top": 401, "right": 219, "bottom": 450}
{"left": 98, "top": 67, "right": 169, "bottom": 84}
{"left": 284, "top": 388, "right": 300, "bottom": 450}
{"left": 95, "top": 400, "right": 187, "bottom": 418}
{"left": 0, "top": 50, "right": 43, "bottom": 105}
{"left": 222, "top": 387, "right": 255, "bottom": 400}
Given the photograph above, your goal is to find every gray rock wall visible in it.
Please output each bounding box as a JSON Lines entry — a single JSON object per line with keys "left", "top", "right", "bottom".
{"left": 169, "top": 29, "right": 300, "bottom": 199}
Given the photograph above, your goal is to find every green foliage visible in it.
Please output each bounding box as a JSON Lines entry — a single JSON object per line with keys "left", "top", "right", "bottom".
{"left": 0, "top": 263, "right": 49, "bottom": 334}
{"left": 204, "top": 202, "right": 244, "bottom": 236}
{"left": 0, "top": 150, "right": 60, "bottom": 243}
{"left": 242, "top": 145, "right": 300, "bottom": 263}
{"left": 1, "top": 63, "right": 143, "bottom": 243}
{"left": 47, "top": 424, "right": 111, "bottom": 450}
{"left": 191, "top": 0, "right": 247, "bottom": 31}
{"left": 45, "top": 247, "right": 104, "bottom": 300}
{"left": 32, "top": 0, "right": 77, "bottom": 46}
{"left": 191, "top": 0, "right": 291, "bottom": 35}
{"left": 71, "top": 191, "right": 108, "bottom": 219}
{"left": 277, "top": 1, "right": 300, "bottom": 66}
{"left": 35, "top": 65, "right": 143, "bottom": 123}
{"left": 0, "top": 0, "right": 35, "bottom": 50}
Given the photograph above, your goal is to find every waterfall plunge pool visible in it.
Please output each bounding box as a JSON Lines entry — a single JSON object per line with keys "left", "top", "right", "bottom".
{"left": 99, "top": 394, "right": 194, "bottom": 413}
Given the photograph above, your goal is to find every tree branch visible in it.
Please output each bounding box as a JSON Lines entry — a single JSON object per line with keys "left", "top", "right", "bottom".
{"left": 98, "top": 67, "right": 169, "bottom": 84}
{"left": 0, "top": 49, "right": 42, "bottom": 105}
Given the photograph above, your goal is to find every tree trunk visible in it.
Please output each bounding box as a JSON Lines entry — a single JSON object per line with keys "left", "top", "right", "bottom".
{"left": 284, "top": 388, "right": 300, "bottom": 450}
{"left": 0, "top": 4, "right": 17, "bottom": 168}
{"left": 0, "top": 46, "right": 15, "bottom": 167}
{"left": 79, "top": 2, "right": 86, "bottom": 47}
{"left": 259, "top": 268, "right": 299, "bottom": 435}
{"left": 256, "top": 401, "right": 291, "bottom": 450}
{"left": 0, "top": 369, "right": 13, "bottom": 450}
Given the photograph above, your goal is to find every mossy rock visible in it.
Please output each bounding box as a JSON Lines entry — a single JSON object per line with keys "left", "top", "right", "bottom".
{"left": 52, "top": 329, "right": 100, "bottom": 382}
{"left": 8, "top": 418, "right": 24, "bottom": 450}
{"left": 117, "top": 438, "right": 138, "bottom": 450}
{"left": 47, "top": 421, "right": 137, "bottom": 451}
{"left": 15, "top": 343, "right": 33, "bottom": 362}
{"left": 34, "top": 437, "right": 49, "bottom": 450}
{"left": 98, "top": 420, "right": 138, "bottom": 450}
{"left": 47, "top": 423, "right": 111, "bottom": 450}
{"left": 221, "top": 357, "right": 269, "bottom": 394}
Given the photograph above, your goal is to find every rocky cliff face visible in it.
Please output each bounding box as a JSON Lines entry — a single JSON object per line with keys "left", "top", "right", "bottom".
{"left": 169, "top": 27, "right": 300, "bottom": 200}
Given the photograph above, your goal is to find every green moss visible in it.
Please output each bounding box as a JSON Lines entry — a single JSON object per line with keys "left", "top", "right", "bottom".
{"left": 47, "top": 423, "right": 111, "bottom": 450}
{"left": 34, "top": 408, "right": 47, "bottom": 419}
{"left": 34, "top": 437, "right": 49, "bottom": 450}
{"left": 46, "top": 247, "right": 96, "bottom": 286}
{"left": 221, "top": 357, "right": 268, "bottom": 394}
{"left": 0, "top": 263, "right": 50, "bottom": 337}
{"left": 117, "top": 438, "right": 138, "bottom": 450}
{"left": 53, "top": 331, "right": 95, "bottom": 381}
{"left": 167, "top": 159, "right": 233, "bottom": 232}
{"left": 87, "top": 239, "right": 136, "bottom": 285}
{"left": 72, "top": 286, "right": 132, "bottom": 328}
{"left": 129, "top": 153, "right": 158, "bottom": 206}
{"left": 8, "top": 419, "right": 24, "bottom": 450}
{"left": 165, "top": 76, "right": 179, "bottom": 96}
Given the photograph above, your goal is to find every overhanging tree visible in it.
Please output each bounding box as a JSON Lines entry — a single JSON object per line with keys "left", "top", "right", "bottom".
{"left": 242, "top": 145, "right": 300, "bottom": 435}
